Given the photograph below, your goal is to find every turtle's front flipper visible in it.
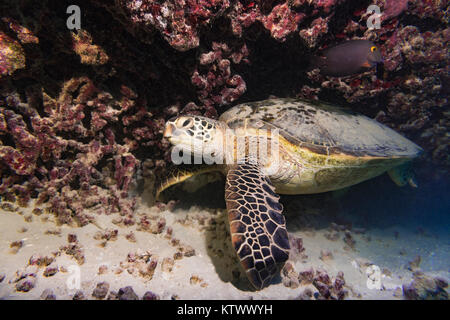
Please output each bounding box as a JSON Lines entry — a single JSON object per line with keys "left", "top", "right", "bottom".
{"left": 388, "top": 162, "right": 418, "bottom": 188}
{"left": 225, "top": 163, "right": 290, "bottom": 290}
{"left": 156, "top": 164, "right": 223, "bottom": 201}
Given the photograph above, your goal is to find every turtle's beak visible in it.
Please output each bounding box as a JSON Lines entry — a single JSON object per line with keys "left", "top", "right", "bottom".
{"left": 163, "top": 123, "right": 174, "bottom": 138}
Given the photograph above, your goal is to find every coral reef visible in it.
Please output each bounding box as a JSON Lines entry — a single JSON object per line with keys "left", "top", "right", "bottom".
{"left": 0, "top": 31, "right": 25, "bottom": 77}
{"left": 71, "top": 30, "right": 109, "bottom": 65}
{"left": 1, "top": 78, "right": 145, "bottom": 226}
{"left": 117, "top": 286, "right": 139, "bottom": 300}
{"left": 292, "top": 266, "right": 347, "bottom": 299}
{"left": 312, "top": 269, "right": 347, "bottom": 300}
{"left": 120, "top": 250, "right": 158, "bottom": 280}
{"left": 0, "top": 0, "right": 448, "bottom": 226}
{"left": 403, "top": 271, "right": 448, "bottom": 300}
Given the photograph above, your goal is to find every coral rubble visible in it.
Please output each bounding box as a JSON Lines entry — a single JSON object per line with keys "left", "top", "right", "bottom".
{"left": 403, "top": 271, "right": 448, "bottom": 300}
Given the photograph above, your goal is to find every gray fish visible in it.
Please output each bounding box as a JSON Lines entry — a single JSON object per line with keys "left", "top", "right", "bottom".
{"left": 311, "top": 40, "right": 383, "bottom": 77}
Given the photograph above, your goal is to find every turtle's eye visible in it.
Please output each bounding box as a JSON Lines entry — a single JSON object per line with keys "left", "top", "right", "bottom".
{"left": 370, "top": 46, "right": 377, "bottom": 52}
{"left": 177, "top": 117, "right": 193, "bottom": 128}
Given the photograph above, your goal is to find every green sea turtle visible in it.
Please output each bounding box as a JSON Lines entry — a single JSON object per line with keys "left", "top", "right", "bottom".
{"left": 157, "top": 98, "right": 422, "bottom": 290}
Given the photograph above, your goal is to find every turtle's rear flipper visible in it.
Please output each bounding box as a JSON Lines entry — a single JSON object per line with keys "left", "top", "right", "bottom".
{"left": 225, "top": 163, "right": 290, "bottom": 290}
{"left": 388, "top": 162, "right": 418, "bottom": 188}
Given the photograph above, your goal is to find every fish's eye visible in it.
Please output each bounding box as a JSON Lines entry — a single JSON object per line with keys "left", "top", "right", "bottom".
{"left": 370, "top": 46, "right": 378, "bottom": 52}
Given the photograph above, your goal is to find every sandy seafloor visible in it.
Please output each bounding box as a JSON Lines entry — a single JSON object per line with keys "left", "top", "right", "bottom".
{"left": 0, "top": 173, "right": 448, "bottom": 300}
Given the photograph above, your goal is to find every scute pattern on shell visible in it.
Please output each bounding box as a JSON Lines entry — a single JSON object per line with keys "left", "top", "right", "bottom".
{"left": 220, "top": 98, "right": 423, "bottom": 158}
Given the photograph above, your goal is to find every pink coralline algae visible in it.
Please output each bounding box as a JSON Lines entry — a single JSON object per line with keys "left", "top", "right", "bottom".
{"left": 2, "top": 18, "right": 39, "bottom": 44}
{"left": 71, "top": 30, "right": 109, "bottom": 65}
{"left": 306, "top": 0, "right": 343, "bottom": 14}
{"left": 312, "top": 269, "right": 347, "bottom": 300}
{"left": 117, "top": 0, "right": 231, "bottom": 51}
{"left": 407, "top": 0, "right": 449, "bottom": 23}
{"left": 395, "top": 26, "right": 448, "bottom": 65}
{"left": 0, "top": 31, "right": 25, "bottom": 77}
{"left": 0, "top": 107, "right": 40, "bottom": 175}
{"left": 191, "top": 41, "right": 248, "bottom": 109}
{"left": 261, "top": 3, "right": 304, "bottom": 41}
{"left": 228, "top": 1, "right": 261, "bottom": 37}
{"left": 372, "top": 0, "right": 410, "bottom": 22}
{"left": 300, "top": 2, "right": 449, "bottom": 173}
{"left": 299, "top": 17, "right": 330, "bottom": 48}
{"left": 228, "top": 0, "right": 338, "bottom": 40}
{"left": 0, "top": 0, "right": 448, "bottom": 222}
{"left": 118, "top": 1, "right": 308, "bottom": 47}
{"left": 0, "top": 76, "right": 162, "bottom": 225}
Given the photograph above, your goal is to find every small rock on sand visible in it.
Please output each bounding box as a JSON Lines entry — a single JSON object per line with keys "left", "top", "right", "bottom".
{"left": 92, "top": 281, "right": 110, "bottom": 299}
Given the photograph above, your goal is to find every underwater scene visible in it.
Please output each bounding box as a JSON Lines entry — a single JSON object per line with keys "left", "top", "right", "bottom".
{"left": 0, "top": 0, "right": 448, "bottom": 301}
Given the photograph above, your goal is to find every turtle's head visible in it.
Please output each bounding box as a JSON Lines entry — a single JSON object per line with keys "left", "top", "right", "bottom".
{"left": 163, "top": 115, "right": 226, "bottom": 159}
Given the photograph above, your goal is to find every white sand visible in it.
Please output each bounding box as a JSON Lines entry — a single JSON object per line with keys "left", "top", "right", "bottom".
{"left": 0, "top": 191, "right": 448, "bottom": 300}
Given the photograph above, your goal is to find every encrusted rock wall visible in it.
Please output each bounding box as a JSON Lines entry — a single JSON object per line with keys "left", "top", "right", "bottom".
{"left": 0, "top": 0, "right": 448, "bottom": 224}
